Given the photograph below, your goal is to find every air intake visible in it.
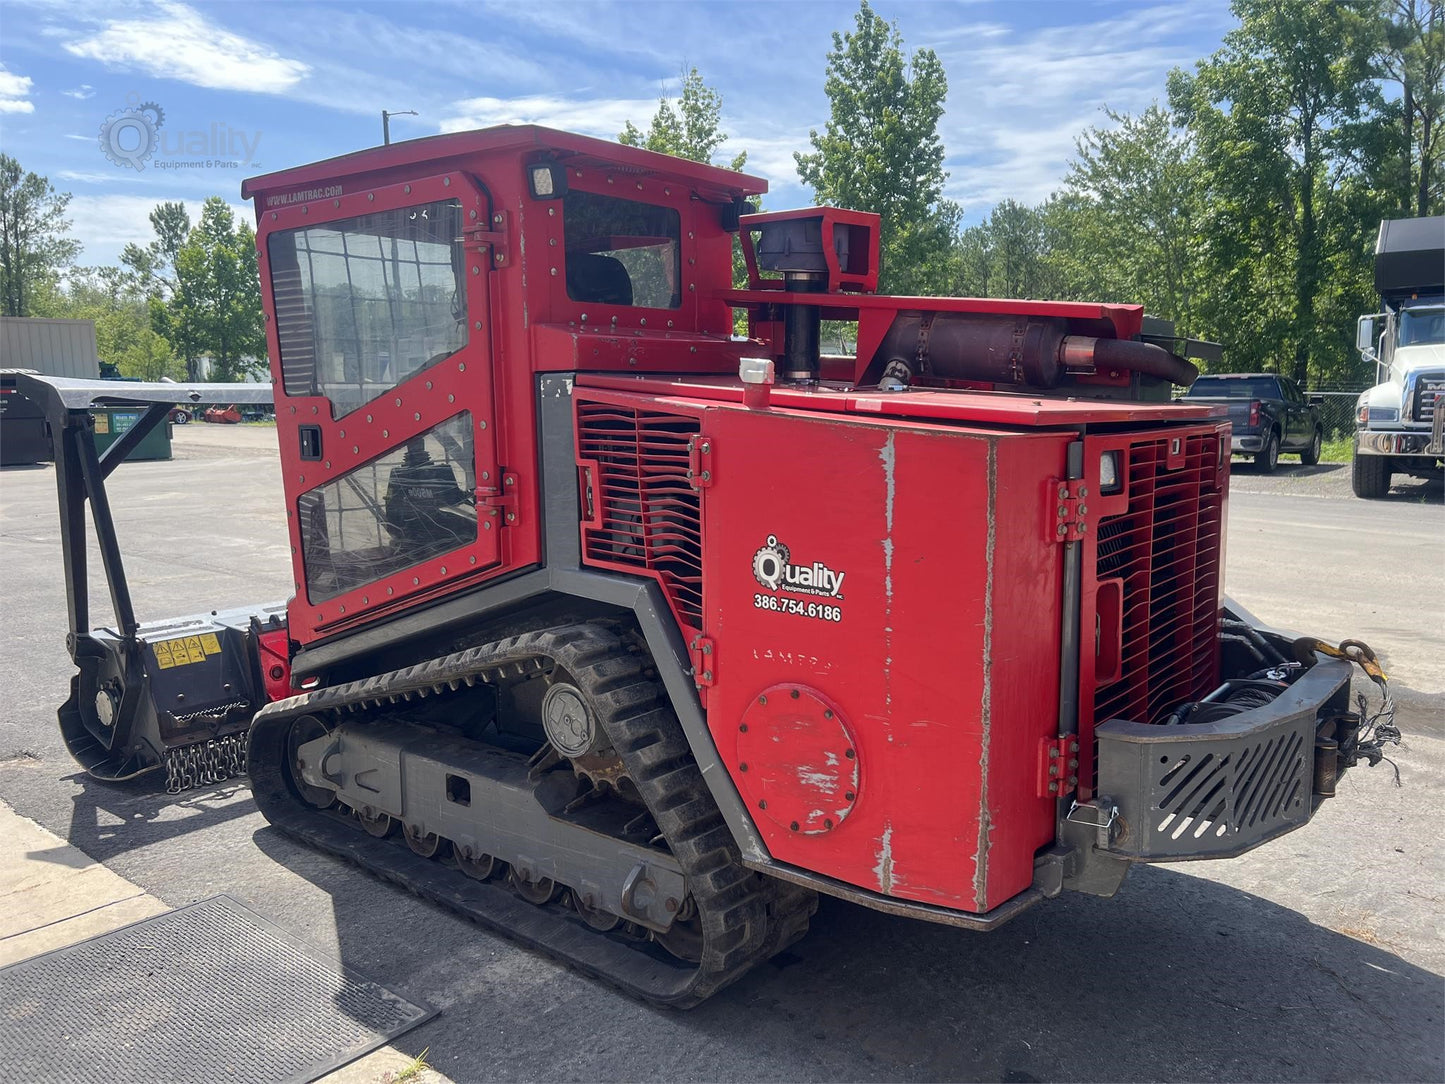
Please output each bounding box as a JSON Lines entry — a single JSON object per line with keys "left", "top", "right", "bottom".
{"left": 575, "top": 399, "right": 704, "bottom": 630}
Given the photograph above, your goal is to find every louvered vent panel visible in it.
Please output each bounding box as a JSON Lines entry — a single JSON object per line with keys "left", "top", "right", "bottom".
{"left": 270, "top": 263, "right": 316, "bottom": 395}
{"left": 1094, "top": 432, "right": 1224, "bottom": 726}
{"left": 576, "top": 400, "right": 703, "bottom": 629}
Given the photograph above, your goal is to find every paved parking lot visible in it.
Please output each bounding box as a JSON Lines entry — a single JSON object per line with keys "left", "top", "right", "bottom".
{"left": 0, "top": 426, "right": 1441, "bottom": 1082}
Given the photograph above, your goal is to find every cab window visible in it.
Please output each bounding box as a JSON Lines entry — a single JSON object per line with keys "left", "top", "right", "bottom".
{"left": 268, "top": 200, "right": 468, "bottom": 418}
{"left": 563, "top": 191, "right": 681, "bottom": 309}
{"left": 296, "top": 413, "right": 476, "bottom": 602}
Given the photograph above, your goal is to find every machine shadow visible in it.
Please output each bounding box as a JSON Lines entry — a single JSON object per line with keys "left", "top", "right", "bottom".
{"left": 246, "top": 822, "right": 1443, "bottom": 1083}
{"left": 59, "top": 772, "right": 256, "bottom": 863}
{"left": 698, "top": 866, "right": 1445, "bottom": 1083}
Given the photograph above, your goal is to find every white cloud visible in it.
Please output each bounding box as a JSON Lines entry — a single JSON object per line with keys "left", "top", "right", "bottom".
{"left": 65, "top": 194, "right": 250, "bottom": 248}
{"left": 64, "top": 193, "right": 253, "bottom": 267}
{"left": 439, "top": 95, "right": 659, "bottom": 141}
{"left": 57, "top": 169, "right": 119, "bottom": 184}
{"left": 930, "top": 3, "right": 1232, "bottom": 217}
{"left": 63, "top": 2, "right": 309, "bottom": 94}
{"left": 0, "top": 65, "right": 35, "bottom": 114}
{"left": 63, "top": 84, "right": 95, "bottom": 100}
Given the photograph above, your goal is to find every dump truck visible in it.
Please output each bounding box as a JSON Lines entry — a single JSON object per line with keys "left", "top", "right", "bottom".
{"left": 17, "top": 126, "right": 1399, "bottom": 1007}
{"left": 1352, "top": 216, "right": 1445, "bottom": 498}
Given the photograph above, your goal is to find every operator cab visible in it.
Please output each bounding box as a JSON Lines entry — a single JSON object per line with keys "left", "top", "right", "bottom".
{"left": 242, "top": 126, "right": 765, "bottom": 648}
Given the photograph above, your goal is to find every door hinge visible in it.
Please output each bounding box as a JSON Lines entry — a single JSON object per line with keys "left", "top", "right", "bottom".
{"left": 1038, "top": 735, "right": 1081, "bottom": 798}
{"left": 479, "top": 470, "right": 520, "bottom": 527}
{"left": 689, "top": 635, "right": 716, "bottom": 687}
{"left": 1048, "top": 478, "right": 1089, "bottom": 543}
{"left": 464, "top": 211, "right": 508, "bottom": 265}
{"left": 686, "top": 434, "right": 714, "bottom": 489}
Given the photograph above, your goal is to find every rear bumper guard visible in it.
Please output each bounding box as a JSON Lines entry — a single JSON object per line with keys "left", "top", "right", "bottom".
{"left": 1092, "top": 658, "right": 1353, "bottom": 862}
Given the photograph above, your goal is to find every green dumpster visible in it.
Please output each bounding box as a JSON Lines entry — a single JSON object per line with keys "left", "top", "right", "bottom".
{"left": 92, "top": 408, "right": 172, "bottom": 462}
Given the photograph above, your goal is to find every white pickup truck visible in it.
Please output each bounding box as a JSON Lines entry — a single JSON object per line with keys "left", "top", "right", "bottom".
{"left": 1353, "top": 216, "right": 1444, "bottom": 498}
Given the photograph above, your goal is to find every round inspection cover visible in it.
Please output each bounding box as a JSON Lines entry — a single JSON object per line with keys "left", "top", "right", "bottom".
{"left": 541, "top": 682, "right": 600, "bottom": 758}
{"left": 736, "top": 685, "right": 859, "bottom": 835}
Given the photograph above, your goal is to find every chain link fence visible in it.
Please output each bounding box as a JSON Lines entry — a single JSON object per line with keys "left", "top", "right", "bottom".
{"left": 1308, "top": 390, "right": 1363, "bottom": 442}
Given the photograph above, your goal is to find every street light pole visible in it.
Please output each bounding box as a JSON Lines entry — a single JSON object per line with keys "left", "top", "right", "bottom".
{"left": 381, "top": 109, "right": 418, "bottom": 146}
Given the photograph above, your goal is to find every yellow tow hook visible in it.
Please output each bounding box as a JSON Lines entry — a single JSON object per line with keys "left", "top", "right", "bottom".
{"left": 1291, "top": 636, "right": 1388, "bottom": 687}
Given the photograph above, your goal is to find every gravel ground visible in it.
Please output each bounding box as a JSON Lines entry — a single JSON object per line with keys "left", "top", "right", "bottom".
{"left": 1227, "top": 455, "right": 1443, "bottom": 503}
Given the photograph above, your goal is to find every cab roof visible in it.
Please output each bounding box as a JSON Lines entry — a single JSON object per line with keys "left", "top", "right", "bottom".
{"left": 242, "top": 124, "right": 768, "bottom": 203}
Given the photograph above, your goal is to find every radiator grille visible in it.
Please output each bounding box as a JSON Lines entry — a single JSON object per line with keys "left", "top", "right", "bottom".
{"left": 1413, "top": 372, "right": 1444, "bottom": 424}
{"left": 576, "top": 400, "right": 703, "bottom": 628}
{"left": 1094, "top": 433, "right": 1224, "bottom": 726}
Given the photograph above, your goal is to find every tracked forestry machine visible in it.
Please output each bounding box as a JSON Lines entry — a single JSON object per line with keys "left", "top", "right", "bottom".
{"left": 20, "top": 127, "right": 1399, "bottom": 1006}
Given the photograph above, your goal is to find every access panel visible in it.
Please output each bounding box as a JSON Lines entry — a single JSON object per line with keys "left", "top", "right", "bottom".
{"left": 700, "top": 405, "right": 1071, "bottom": 913}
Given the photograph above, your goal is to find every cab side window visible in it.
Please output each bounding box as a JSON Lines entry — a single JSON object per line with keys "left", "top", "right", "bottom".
{"left": 563, "top": 191, "right": 681, "bottom": 310}
{"left": 268, "top": 200, "right": 468, "bottom": 418}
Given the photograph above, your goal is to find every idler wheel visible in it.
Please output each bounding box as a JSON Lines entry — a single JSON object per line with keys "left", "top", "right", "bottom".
{"left": 287, "top": 715, "right": 335, "bottom": 810}
{"left": 652, "top": 916, "right": 704, "bottom": 963}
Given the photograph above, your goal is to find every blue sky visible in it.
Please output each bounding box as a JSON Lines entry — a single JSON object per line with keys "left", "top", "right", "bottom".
{"left": 0, "top": 0, "right": 1235, "bottom": 269}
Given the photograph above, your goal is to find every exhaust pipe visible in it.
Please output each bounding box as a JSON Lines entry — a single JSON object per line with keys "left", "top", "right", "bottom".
{"left": 872, "top": 313, "right": 1198, "bottom": 389}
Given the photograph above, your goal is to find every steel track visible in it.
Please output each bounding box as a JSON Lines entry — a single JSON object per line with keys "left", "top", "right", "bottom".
{"left": 248, "top": 623, "right": 815, "bottom": 1007}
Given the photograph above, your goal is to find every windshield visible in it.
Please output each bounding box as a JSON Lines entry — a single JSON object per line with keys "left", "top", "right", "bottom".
{"left": 1185, "top": 376, "right": 1280, "bottom": 399}
{"left": 1399, "top": 300, "right": 1445, "bottom": 346}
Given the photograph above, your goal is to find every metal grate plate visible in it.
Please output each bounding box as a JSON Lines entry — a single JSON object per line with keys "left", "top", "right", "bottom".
{"left": 0, "top": 895, "right": 434, "bottom": 1084}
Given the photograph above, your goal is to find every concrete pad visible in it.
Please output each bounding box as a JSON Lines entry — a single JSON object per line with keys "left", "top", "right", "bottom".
{"left": 318, "top": 1045, "right": 453, "bottom": 1084}
{"left": 0, "top": 799, "right": 165, "bottom": 942}
{"left": 0, "top": 892, "right": 169, "bottom": 966}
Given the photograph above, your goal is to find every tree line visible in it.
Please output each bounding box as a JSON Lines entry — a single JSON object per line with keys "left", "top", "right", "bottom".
{"left": 621, "top": 0, "right": 1442, "bottom": 389}
{"left": 3, "top": 0, "right": 1439, "bottom": 387}
{"left": 0, "top": 160, "right": 264, "bottom": 382}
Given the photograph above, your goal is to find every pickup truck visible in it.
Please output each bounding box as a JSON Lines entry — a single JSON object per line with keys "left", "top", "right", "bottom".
{"left": 1182, "top": 373, "right": 1324, "bottom": 472}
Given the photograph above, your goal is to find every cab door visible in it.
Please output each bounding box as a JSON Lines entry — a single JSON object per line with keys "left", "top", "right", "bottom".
{"left": 260, "top": 171, "right": 502, "bottom": 644}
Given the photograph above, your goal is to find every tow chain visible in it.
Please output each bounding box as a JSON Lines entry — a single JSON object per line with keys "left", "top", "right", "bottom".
{"left": 1294, "top": 636, "right": 1402, "bottom": 780}
{"left": 164, "top": 733, "right": 249, "bottom": 794}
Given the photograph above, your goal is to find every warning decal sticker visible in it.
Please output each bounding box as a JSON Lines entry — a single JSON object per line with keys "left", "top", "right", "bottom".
{"left": 150, "top": 633, "right": 223, "bottom": 669}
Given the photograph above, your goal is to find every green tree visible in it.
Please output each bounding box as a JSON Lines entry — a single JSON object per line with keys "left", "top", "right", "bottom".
{"left": 121, "top": 201, "right": 191, "bottom": 301}
{"left": 35, "top": 265, "right": 182, "bottom": 381}
{"left": 1170, "top": 0, "right": 1383, "bottom": 386}
{"left": 1050, "top": 105, "right": 1205, "bottom": 329}
{"left": 1378, "top": 0, "right": 1445, "bottom": 216}
{"left": 620, "top": 68, "right": 753, "bottom": 330}
{"left": 0, "top": 155, "right": 82, "bottom": 317}
{"left": 795, "top": 0, "right": 957, "bottom": 294}
{"left": 168, "top": 198, "right": 265, "bottom": 382}
{"left": 953, "top": 200, "right": 1056, "bottom": 299}
{"left": 619, "top": 67, "right": 747, "bottom": 170}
